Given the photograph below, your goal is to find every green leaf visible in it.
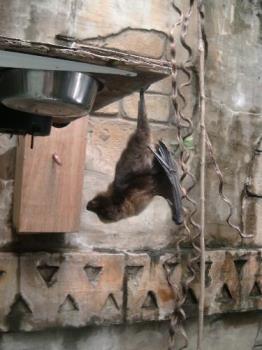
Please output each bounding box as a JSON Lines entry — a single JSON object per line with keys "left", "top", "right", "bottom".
{"left": 183, "top": 136, "right": 194, "bottom": 150}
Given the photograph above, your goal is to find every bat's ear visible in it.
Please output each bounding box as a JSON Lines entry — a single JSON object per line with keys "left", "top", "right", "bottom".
{"left": 86, "top": 201, "right": 92, "bottom": 210}
{"left": 86, "top": 198, "right": 97, "bottom": 211}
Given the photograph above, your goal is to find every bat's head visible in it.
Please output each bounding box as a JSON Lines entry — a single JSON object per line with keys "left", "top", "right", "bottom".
{"left": 86, "top": 193, "right": 122, "bottom": 223}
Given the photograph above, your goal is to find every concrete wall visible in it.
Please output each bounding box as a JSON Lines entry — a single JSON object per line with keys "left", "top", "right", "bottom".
{"left": 0, "top": 0, "right": 261, "bottom": 349}
{"left": 0, "top": 0, "right": 261, "bottom": 250}
{"left": 1, "top": 313, "right": 262, "bottom": 350}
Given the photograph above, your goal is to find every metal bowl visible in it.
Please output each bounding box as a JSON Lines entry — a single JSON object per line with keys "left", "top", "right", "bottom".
{"left": 0, "top": 69, "right": 99, "bottom": 120}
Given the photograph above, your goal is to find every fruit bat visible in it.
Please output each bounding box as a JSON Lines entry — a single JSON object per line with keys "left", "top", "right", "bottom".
{"left": 86, "top": 89, "right": 183, "bottom": 225}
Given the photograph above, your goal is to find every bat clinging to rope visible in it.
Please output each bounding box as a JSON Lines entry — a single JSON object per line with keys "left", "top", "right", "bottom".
{"left": 86, "top": 89, "right": 183, "bottom": 225}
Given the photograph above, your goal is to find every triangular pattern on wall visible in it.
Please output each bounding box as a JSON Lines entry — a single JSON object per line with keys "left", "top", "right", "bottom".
{"left": 102, "top": 293, "right": 120, "bottom": 312}
{"left": 216, "top": 283, "right": 234, "bottom": 303}
{"left": 234, "top": 259, "right": 248, "bottom": 278}
{"left": 58, "top": 295, "right": 79, "bottom": 313}
{"left": 185, "top": 288, "right": 198, "bottom": 305}
{"left": 249, "top": 281, "right": 262, "bottom": 298}
{"left": 126, "top": 265, "right": 144, "bottom": 280}
{"left": 164, "top": 262, "right": 179, "bottom": 277}
{"left": 84, "top": 265, "right": 103, "bottom": 285}
{"left": 37, "top": 264, "right": 59, "bottom": 287}
{"left": 0, "top": 270, "right": 6, "bottom": 277}
{"left": 10, "top": 294, "right": 32, "bottom": 315}
{"left": 142, "top": 291, "right": 158, "bottom": 310}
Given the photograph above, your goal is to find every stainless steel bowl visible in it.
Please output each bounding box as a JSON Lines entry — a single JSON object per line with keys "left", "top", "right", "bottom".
{"left": 0, "top": 69, "right": 99, "bottom": 120}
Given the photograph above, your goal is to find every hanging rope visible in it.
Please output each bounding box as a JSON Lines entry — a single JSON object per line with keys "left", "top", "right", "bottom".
{"left": 167, "top": 1, "right": 200, "bottom": 349}
{"left": 197, "top": 0, "right": 206, "bottom": 349}
{"left": 167, "top": 0, "right": 254, "bottom": 349}
{"left": 206, "top": 133, "right": 253, "bottom": 239}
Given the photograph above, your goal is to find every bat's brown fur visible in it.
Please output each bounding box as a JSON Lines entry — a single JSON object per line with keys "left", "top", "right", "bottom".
{"left": 86, "top": 89, "right": 182, "bottom": 224}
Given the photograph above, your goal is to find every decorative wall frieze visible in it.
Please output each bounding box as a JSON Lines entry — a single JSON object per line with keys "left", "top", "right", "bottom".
{"left": 0, "top": 249, "right": 261, "bottom": 331}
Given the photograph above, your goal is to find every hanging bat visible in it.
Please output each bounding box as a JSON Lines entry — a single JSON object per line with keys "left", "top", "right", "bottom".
{"left": 86, "top": 89, "right": 183, "bottom": 225}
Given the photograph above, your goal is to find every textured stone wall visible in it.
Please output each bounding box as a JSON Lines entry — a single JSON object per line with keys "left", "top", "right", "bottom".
{"left": 204, "top": 0, "right": 262, "bottom": 247}
{"left": 1, "top": 0, "right": 260, "bottom": 250}
{"left": 0, "top": 249, "right": 262, "bottom": 333}
{"left": 0, "top": 0, "right": 172, "bottom": 58}
{"left": 0, "top": 0, "right": 261, "bottom": 349}
{"left": 0, "top": 313, "right": 261, "bottom": 350}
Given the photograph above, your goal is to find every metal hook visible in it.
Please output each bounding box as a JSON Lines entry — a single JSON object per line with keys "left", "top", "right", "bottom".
{"left": 52, "top": 153, "right": 62, "bottom": 166}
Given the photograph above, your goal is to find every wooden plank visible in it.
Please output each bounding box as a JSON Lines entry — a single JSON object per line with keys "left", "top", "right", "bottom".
{"left": 13, "top": 118, "right": 87, "bottom": 233}
{"left": 0, "top": 35, "right": 171, "bottom": 112}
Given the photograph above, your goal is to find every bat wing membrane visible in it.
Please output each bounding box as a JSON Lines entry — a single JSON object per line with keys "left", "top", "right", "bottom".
{"left": 150, "top": 141, "right": 183, "bottom": 225}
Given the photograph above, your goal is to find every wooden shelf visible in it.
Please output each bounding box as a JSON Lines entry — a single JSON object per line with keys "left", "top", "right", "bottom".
{"left": 0, "top": 35, "right": 171, "bottom": 112}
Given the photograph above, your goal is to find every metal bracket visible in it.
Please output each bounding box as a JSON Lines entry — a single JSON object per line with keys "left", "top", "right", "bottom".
{"left": 0, "top": 50, "right": 137, "bottom": 77}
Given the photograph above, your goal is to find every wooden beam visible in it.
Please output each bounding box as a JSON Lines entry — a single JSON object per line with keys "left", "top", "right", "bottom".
{"left": 13, "top": 118, "right": 87, "bottom": 233}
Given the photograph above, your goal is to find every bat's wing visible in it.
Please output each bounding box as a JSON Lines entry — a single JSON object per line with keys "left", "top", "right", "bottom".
{"left": 150, "top": 141, "right": 183, "bottom": 225}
